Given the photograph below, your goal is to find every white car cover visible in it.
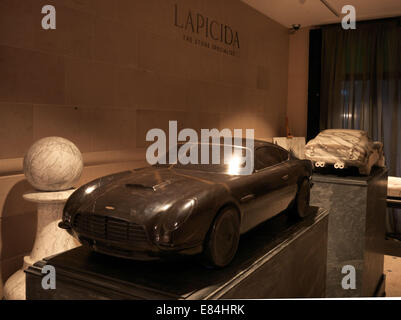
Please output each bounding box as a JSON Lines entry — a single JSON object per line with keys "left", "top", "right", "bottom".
{"left": 305, "top": 129, "right": 385, "bottom": 175}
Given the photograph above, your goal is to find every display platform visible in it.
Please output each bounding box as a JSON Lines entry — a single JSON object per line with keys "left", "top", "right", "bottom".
{"left": 385, "top": 176, "right": 401, "bottom": 256}
{"left": 311, "top": 167, "right": 387, "bottom": 297}
{"left": 25, "top": 207, "right": 328, "bottom": 300}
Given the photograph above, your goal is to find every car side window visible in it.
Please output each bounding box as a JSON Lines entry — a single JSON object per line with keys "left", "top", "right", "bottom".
{"left": 255, "top": 146, "right": 287, "bottom": 171}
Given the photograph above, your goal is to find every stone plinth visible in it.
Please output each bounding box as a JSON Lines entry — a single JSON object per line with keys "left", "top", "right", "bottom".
{"left": 3, "top": 189, "right": 80, "bottom": 300}
{"left": 26, "top": 208, "right": 329, "bottom": 300}
{"left": 311, "top": 168, "right": 387, "bottom": 297}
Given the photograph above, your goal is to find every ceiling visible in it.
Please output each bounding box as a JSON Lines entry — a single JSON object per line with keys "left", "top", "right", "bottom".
{"left": 241, "top": 0, "right": 401, "bottom": 28}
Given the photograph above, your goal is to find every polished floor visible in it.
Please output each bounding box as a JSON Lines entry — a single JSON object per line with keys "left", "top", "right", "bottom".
{"left": 384, "top": 255, "right": 401, "bottom": 297}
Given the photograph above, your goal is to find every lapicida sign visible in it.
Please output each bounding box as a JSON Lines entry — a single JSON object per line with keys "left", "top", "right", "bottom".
{"left": 174, "top": 4, "right": 240, "bottom": 49}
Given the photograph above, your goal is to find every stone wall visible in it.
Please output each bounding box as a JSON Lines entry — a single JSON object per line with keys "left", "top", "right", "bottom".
{"left": 0, "top": 0, "right": 289, "bottom": 292}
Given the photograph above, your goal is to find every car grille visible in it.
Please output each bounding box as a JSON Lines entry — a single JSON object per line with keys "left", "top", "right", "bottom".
{"left": 73, "top": 213, "right": 148, "bottom": 243}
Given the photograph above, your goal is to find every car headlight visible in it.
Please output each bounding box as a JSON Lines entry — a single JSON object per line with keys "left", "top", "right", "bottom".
{"left": 61, "top": 202, "right": 74, "bottom": 224}
{"left": 63, "top": 211, "right": 72, "bottom": 223}
{"left": 162, "top": 199, "right": 196, "bottom": 232}
{"left": 59, "top": 210, "right": 73, "bottom": 230}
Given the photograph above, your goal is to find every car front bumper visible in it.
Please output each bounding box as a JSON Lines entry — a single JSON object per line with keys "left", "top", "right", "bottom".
{"left": 76, "top": 232, "right": 203, "bottom": 261}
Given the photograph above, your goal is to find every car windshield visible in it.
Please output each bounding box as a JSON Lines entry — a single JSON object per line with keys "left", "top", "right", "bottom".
{"left": 156, "top": 143, "right": 252, "bottom": 174}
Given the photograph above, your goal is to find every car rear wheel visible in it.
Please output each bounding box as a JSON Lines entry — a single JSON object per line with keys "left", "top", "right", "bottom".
{"left": 295, "top": 179, "right": 311, "bottom": 218}
{"left": 203, "top": 207, "right": 240, "bottom": 268}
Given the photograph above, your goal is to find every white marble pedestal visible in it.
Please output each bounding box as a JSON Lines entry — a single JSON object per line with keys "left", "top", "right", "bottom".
{"left": 3, "top": 189, "right": 80, "bottom": 300}
{"left": 273, "top": 137, "right": 306, "bottom": 159}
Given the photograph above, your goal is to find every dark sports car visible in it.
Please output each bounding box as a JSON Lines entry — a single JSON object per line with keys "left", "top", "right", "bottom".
{"left": 59, "top": 140, "right": 313, "bottom": 267}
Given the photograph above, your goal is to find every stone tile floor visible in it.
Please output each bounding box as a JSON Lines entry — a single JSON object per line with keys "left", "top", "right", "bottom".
{"left": 384, "top": 255, "right": 401, "bottom": 297}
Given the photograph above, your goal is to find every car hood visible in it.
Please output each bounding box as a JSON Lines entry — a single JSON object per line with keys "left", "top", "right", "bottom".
{"left": 71, "top": 166, "right": 235, "bottom": 224}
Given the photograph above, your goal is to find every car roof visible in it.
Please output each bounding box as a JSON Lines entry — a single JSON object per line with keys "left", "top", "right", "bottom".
{"left": 232, "top": 138, "right": 283, "bottom": 150}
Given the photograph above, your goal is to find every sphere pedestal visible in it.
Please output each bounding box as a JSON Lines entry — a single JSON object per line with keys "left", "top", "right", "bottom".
{"left": 3, "top": 190, "right": 80, "bottom": 300}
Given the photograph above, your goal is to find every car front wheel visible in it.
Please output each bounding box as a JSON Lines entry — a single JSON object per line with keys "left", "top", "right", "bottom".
{"left": 203, "top": 207, "right": 240, "bottom": 268}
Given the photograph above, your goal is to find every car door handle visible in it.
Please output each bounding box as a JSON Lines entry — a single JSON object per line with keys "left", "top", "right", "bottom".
{"left": 240, "top": 194, "right": 255, "bottom": 203}
{"left": 281, "top": 174, "right": 289, "bottom": 181}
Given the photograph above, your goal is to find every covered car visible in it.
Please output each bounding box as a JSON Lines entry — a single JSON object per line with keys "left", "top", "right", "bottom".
{"left": 305, "top": 129, "right": 385, "bottom": 175}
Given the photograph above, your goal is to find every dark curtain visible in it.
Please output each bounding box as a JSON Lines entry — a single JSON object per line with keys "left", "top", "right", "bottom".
{"left": 320, "top": 19, "right": 401, "bottom": 177}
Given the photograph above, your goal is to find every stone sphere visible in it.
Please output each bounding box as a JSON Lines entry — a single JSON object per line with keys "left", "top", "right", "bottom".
{"left": 23, "top": 137, "right": 83, "bottom": 191}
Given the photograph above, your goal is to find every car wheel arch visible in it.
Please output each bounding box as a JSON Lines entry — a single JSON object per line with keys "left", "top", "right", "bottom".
{"left": 212, "top": 203, "right": 242, "bottom": 227}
